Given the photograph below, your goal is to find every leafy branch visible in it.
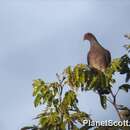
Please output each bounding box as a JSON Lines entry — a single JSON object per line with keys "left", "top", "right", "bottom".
{"left": 21, "top": 37, "right": 130, "bottom": 130}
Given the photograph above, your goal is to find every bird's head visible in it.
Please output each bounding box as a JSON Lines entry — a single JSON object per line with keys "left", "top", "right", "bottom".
{"left": 83, "top": 33, "right": 96, "bottom": 41}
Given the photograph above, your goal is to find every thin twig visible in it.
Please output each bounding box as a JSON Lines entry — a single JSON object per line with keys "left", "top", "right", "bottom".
{"left": 56, "top": 73, "right": 65, "bottom": 122}
{"left": 115, "top": 88, "right": 120, "bottom": 97}
{"left": 109, "top": 89, "right": 122, "bottom": 121}
{"left": 56, "top": 73, "right": 65, "bottom": 103}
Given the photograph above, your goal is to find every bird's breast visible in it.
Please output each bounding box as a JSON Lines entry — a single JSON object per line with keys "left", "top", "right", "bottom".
{"left": 88, "top": 48, "right": 108, "bottom": 71}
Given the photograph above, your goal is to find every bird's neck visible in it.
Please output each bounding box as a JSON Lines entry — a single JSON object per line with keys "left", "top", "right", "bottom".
{"left": 89, "top": 38, "right": 102, "bottom": 47}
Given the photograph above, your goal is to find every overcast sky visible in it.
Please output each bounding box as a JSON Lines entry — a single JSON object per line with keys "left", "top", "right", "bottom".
{"left": 0, "top": 0, "right": 130, "bottom": 130}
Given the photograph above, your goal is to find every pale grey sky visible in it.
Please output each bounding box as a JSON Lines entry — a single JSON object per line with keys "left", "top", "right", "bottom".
{"left": 0, "top": 0, "right": 130, "bottom": 130}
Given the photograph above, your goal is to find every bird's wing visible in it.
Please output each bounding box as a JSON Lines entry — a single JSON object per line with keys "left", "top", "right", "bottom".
{"left": 105, "top": 49, "right": 111, "bottom": 65}
{"left": 87, "top": 51, "right": 91, "bottom": 66}
{"left": 87, "top": 48, "right": 111, "bottom": 71}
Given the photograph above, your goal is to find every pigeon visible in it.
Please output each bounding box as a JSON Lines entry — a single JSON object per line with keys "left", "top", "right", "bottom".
{"left": 83, "top": 32, "right": 111, "bottom": 95}
{"left": 84, "top": 32, "right": 111, "bottom": 72}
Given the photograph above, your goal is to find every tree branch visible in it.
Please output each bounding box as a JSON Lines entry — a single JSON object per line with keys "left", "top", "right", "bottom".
{"left": 109, "top": 89, "right": 122, "bottom": 121}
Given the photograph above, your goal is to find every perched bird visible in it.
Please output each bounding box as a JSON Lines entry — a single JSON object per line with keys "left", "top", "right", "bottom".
{"left": 83, "top": 33, "right": 111, "bottom": 72}
{"left": 83, "top": 33, "right": 111, "bottom": 95}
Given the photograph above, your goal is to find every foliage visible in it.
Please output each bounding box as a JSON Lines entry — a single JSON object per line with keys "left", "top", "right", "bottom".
{"left": 21, "top": 37, "right": 130, "bottom": 130}
{"left": 31, "top": 77, "right": 90, "bottom": 130}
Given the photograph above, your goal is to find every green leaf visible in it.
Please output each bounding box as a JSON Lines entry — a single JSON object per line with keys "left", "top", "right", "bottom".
{"left": 99, "top": 95, "right": 107, "bottom": 109}
{"left": 126, "top": 72, "right": 130, "bottom": 82}
{"left": 59, "top": 122, "right": 66, "bottom": 130}
{"left": 87, "top": 76, "right": 97, "bottom": 90}
{"left": 53, "top": 98, "right": 59, "bottom": 106}
{"left": 21, "top": 126, "right": 37, "bottom": 130}
{"left": 79, "top": 72, "right": 85, "bottom": 84}
{"left": 39, "top": 116, "right": 49, "bottom": 127}
{"left": 74, "top": 66, "right": 79, "bottom": 81}
{"left": 72, "top": 125, "right": 79, "bottom": 130}
{"left": 33, "top": 79, "right": 45, "bottom": 96}
{"left": 34, "top": 94, "right": 42, "bottom": 107}
{"left": 119, "top": 84, "right": 130, "bottom": 92}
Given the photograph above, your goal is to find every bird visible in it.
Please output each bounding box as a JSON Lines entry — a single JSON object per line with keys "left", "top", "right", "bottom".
{"left": 83, "top": 32, "right": 111, "bottom": 95}
{"left": 83, "top": 32, "right": 111, "bottom": 72}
